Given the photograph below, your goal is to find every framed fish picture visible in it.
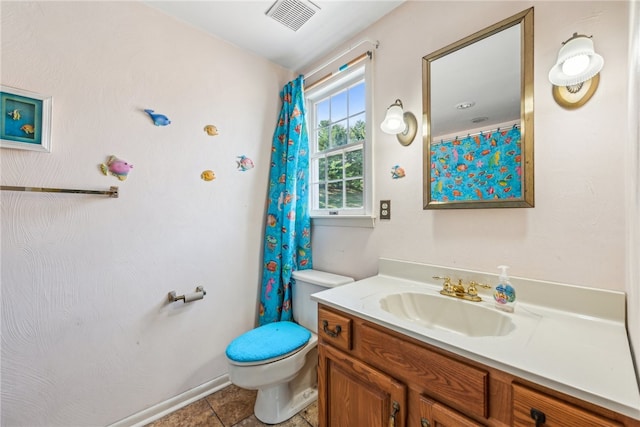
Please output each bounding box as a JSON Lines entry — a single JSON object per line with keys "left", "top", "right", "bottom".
{"left": 1, "top": 85, "right": 52, "bottom": 152}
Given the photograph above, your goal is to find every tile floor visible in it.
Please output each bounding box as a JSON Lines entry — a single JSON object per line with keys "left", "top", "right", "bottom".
{"left": 146, "top": 384, "right": 318, "bottom": 427}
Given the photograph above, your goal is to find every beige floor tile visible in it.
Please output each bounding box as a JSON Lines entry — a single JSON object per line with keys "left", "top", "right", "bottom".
{"left": 146, "top": 399, "right": 223, "bottom": 427}
{"left": 146, "top": 385, "right": 317, "bottom": 427}
{"left": 205, "top": 384, "right": 257, "bottom": 426}
{"left": 232, "top": 413, "right": 311, "bottom": 427}
{"left": 299, "top": 402, "right": 318, "bottom": 427}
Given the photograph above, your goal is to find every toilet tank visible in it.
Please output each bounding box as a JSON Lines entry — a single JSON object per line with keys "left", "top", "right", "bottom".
{"left": 291, "top": 269, "right": 354, "bottom": 332}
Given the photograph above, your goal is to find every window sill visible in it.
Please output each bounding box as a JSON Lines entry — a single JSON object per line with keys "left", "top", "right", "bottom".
{"left": 311, "top": 215, "right": 376, "bottom": 228}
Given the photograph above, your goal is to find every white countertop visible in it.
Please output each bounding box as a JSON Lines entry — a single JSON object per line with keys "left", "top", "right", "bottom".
{"left": 311, "top": 258, "right": 640, "bottom": 420}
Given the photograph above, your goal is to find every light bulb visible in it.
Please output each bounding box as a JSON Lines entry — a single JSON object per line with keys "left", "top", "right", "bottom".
{"left": 380, "top": 103, "right": 406, "bottom": 134}
{"left": 561, "top": 54, "right": 590, "bottom": 76}
{"left": 387, "top": 118, "right": 404, "bottom": 130}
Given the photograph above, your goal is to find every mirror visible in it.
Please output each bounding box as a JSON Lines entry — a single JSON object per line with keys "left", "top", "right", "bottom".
{"left": 422, "top": 8, "right": 534, "bottom": 209}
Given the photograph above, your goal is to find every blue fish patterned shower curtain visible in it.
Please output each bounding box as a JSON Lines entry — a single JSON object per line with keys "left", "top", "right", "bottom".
{"left": 259, "top": 75, "right": 312, "bottom": 325}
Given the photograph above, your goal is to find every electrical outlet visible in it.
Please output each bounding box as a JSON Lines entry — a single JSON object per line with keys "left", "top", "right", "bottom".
{"left": 380, "top": 200, "right": 391, "bottom": 220}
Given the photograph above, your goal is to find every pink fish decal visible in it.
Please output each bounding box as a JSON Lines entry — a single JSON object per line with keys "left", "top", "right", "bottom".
{"left": 236, "top": 155, "right": 255, "bottom": 172}
{"left": 100, "top": 156, "right": 133, "bottom": 181}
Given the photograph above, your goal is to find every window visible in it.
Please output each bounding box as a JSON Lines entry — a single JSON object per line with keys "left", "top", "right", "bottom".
{"left": 306, "top": 61, "right": 372, "bottom": 220}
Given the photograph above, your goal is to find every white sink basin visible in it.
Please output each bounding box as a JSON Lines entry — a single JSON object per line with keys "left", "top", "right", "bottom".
{"left": 379, "top": 292, "right": 515, "bottom": 337}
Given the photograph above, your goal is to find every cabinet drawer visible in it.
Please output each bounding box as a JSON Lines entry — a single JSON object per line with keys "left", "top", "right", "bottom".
{"left": 512, "top": 383, "right": 622, "bottom": 427}
{"left": 360, "top": 323, "right": 488, "bottom": 419}
{"left": 419, "top": 395, "right": 484, "bottom": 427}
{"left": 318, "top": 306, "right": 352, "bottom": 352}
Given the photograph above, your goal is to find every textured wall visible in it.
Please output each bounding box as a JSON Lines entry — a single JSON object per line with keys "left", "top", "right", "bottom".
{"left": 310, "top": 1, "right": 630, "bottom": 291}
{"left": 1, "top": 2, "right": 291, "bottom": 425}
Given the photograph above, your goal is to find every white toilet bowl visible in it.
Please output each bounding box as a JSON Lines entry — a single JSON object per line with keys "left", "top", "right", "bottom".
{"left": 225, "top": 269, "right": 353, "bottom": 424}
{"left": 227, "top": 333, "right": 319, "bottom": 424}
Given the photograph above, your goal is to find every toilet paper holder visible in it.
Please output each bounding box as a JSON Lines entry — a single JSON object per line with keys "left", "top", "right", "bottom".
{"left": 168, "top": 286, "right": 206, "bottom": 303}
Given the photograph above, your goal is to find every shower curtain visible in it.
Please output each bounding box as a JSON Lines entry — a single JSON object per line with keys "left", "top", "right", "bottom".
{"left": 259, "top": 75, "right": 312, "bottom": 325}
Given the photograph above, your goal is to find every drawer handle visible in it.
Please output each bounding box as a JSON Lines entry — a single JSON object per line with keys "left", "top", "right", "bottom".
{"left": 389, "top": 401, "right": 400, "bottom": 427}
{"left": 530, "top": 408, "right": 546, "bottom": 426}
{"left": 420, "top": 417, "right": 430, "bottom": 427}
{"left": 322, "top": 320, "right": 342, "bottom": 338}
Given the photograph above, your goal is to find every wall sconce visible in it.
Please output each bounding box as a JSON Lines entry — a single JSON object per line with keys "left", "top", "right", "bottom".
{"left": 380, "top": 99, "right": 417, "bottom": 146}
{"left": 548, "top": 33, "right": 604, "bottom": 108}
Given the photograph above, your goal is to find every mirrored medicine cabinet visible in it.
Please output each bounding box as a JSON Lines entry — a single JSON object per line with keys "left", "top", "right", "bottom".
{"left": 422, "top": 8, "right": 534, "bottom": 209}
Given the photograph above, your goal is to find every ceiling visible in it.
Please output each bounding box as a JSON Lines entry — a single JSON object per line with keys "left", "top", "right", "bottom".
{"left": 142, "top": 1, "right": 522, "bottom": 137}
{"left": 142, "top": 0, "right": 405, "bottom": 72}
{"left": 430, "top": 24, "right": 522, "bottom": 140}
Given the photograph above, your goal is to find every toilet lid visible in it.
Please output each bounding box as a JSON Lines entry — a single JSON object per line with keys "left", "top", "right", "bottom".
{"left": 226, "top": 321, "right": 311, "bottom": 363}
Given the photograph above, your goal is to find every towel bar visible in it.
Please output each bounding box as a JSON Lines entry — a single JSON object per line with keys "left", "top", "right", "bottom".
{"left": 1, "top": 185, "right": 119, "bottom": 198}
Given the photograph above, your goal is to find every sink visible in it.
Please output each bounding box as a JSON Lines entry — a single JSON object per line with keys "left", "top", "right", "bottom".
{"left": 379, "top": 292, "right": 515, "bottom": 337}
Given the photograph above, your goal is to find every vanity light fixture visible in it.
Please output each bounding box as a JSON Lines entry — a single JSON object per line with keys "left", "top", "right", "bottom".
{"left": 380, "top": 99, "right": 417, "bottom": 146}
{"left": 548, "top": 33, "right": 604, "bottom": 86}
{"left": 549, "top": 33, "right": 603, "bottom": 108}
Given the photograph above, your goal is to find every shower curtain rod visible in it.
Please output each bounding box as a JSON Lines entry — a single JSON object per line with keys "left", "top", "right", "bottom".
{"left": 1, "top": 185, "right": 119, "bottom": 198}
{"left": 433, "top": 123, "right": 521, "bottom": 145}
{"left": 304, "top": 51, "right": 371, "bottom": 92}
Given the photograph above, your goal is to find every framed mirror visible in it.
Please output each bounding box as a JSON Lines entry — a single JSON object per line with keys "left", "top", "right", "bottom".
{"left": 422, "top": 8, "right": 534, "bottom": 209}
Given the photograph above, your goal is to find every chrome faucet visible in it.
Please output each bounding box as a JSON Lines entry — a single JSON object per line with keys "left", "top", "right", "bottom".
{"left": 433, "top": 276, "right": 491, "bottom": 302}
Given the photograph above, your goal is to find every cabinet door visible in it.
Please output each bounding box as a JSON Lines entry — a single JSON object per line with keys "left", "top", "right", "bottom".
{"left": 419, "top": 395, "right": 484, "bottom": 427}
{"left": 512, "top": 383, "right": 622, "bottom": 427}
{"left": 318, "top": 342, "right": 407, "bottom": 427}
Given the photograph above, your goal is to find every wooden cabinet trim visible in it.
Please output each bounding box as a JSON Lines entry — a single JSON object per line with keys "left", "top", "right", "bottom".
{"left": 358, "top": 322, "right": 488, "bottom": 419}
{"left": 419, "top": 395, "right": 485, "bottom": 427}
{"left": 318, "top": 306, "right": 352, "bottom": 352}
{"left": 512, "top": 383, "right": 623, "bottom": 427}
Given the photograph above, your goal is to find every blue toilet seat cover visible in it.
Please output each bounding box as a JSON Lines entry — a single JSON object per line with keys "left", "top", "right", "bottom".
{"left": 226, "top": 321, "right": 311, "bottom": 363}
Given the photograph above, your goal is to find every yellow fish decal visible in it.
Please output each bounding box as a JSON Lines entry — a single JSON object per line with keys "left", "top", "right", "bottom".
{"left": 200, "top": 170, "right": 215, "bottom": 181}
{"left": 20, "top": 124, "right": 34, "bottom": 135}
{"left": 7, "top": 109, "right": 21, "bottom": 120}
{"left": 204, "top": 125, "right": 218, "bottom": 136}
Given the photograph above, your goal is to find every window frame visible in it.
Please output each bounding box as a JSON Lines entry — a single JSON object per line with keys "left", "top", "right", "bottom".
{"left": 305, "top": 61, "right": 373, "bottom": 222}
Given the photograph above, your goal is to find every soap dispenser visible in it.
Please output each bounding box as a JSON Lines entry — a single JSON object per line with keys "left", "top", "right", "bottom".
{"left": 494, "top": 265, "right": 516, "bottom": 312}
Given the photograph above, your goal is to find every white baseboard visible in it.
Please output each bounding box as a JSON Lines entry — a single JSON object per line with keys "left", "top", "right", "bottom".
{"left": 108, "top": 375, "right": 231, "bottom": 427}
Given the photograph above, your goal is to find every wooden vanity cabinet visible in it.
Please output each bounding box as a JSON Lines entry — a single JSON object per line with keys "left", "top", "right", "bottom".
{"left": 318, "top": 343, "right": 406, "bottom": 427}
{"left": 317, "top": 304, "right": 639, "bottom": 427}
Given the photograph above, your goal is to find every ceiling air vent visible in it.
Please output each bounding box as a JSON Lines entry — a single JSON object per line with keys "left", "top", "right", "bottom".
{"left": 266, "top": 0, "right": 320, "bottom": 32}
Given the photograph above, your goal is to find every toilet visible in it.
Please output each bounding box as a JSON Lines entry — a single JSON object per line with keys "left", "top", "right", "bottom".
{"left": 225, "top": 269, "right": 354, "bottom": 424}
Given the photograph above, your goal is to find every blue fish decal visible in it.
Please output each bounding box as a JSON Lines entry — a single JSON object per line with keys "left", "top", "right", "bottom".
{"left": 144, "top": 109, "right": 171, "bottom": 126}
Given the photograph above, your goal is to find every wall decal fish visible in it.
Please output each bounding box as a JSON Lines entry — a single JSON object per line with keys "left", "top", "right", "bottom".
{"left": 200, "top": 170, "right": 215, "bottom": 181}
{"left": 391, "top": 165, "right": 406, "bottom": 179}
{"left": 144, "top": 109, "right": 171, "bottom": 126}
{"left": 204, "top": 125, "right": 218, "bottom": 136}
{"left": 236, "top": 155, "right": 254, "bottom": 171}
{"left": 100, "top": 155, "right": 133, "bottom": 181}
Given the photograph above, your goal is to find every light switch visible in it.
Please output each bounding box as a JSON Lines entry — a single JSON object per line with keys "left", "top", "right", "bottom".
{"left": 380, "top": 200, "right": 391, "bottom": 220}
